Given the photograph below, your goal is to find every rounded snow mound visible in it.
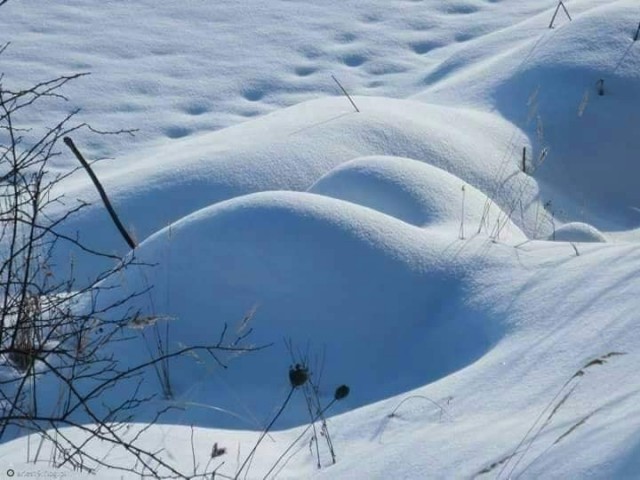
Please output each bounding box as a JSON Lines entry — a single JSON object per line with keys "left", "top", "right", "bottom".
{"left": 99, "top": 191, "right": 502, "bottom": 428}
{"left": 310, "top": 155, "right": 525, "bottom": 238}
{"left": 550, "top": 222, "right": 607, "bottom": 243}
{"left": 499, "top": 3, "right": 640, "bottom": 219}
{"left": 419, "top": 1, "right": 640, "bottom": 226}
{"left": 52, "top": 96, "right": 528, "bottom": 283}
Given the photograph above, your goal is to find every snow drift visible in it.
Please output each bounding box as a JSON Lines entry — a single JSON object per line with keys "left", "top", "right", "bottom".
{"left": 93, "top": 190, "right": 513, "bottom": 428}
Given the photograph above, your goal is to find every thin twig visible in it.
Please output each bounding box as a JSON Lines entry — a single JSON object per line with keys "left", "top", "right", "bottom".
{"left": 549, "top": 1, "right": 571, "bottom": 28}
{"left": 560, "top": 1, "right": 572, "bottom": 21}
{"left": 262, "top": 398, "right": 339, "bottom": 480}
{"left": 331, "top": 75, "right": 360, "bottom": 113}
{"left": 63, "top": 136, "right": 137, "bottom": 250}
{"left": 235, "top": 387, "right": 296, "bottom": 480}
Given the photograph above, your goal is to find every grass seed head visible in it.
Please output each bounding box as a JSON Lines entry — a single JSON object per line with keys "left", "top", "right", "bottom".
{"left": 334, "top": 384, "right": 350, "bottom": 400}
{"left": 289, "top": 363, "right": 309, "bottom": 387}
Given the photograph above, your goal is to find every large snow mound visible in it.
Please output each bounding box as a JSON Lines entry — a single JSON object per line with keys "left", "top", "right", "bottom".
{"left": 52, "top": 97, "right": 533, "bottom": 281}
{"left": 92, "top": 191, "right": 506, "bottom": 428}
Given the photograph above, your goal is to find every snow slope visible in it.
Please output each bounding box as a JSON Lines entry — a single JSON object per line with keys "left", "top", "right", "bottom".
{"left": 2, "top": 0, "right": 640, "bottom": 479}
{"left": 309, "top": 155, "right": 523, "bottom": 231}
{"left": 0, "top": 0, "right": 564, "bottom": 161}
{"left": 418, "top": 0, "right": 640, "bottom": 227}
{"left": 50, "top": 97, "right": 531, "bottom": 282}
{"left": 83, "top": 189, "right": 521, "bottom": 430}
{"left": 551, "top": 221, "right": 608, "bottom": 242}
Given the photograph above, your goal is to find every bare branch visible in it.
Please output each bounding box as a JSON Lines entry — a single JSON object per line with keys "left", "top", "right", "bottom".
{"left": 0, "top": 66, "right": 265, "bottom": 479}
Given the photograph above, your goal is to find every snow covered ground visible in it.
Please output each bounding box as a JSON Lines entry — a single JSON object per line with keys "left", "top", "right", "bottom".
{"left": 1, "top": 0, "right": 640, "bottom": 478}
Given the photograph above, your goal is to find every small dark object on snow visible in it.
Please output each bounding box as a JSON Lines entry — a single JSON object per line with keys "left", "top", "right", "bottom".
{"left": 334, "top": 385, "right": 350, "bottom": 400}
{"left": 211, "top": 442, "right": 226, "bottom": 458}
{"left": 289, "top": 363, "right": 309, "bottom": 387}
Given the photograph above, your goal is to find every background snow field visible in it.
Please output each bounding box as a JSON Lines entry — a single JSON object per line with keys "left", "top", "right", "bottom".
{"left": 2, "top": 0, "right": 640, "bottom": 478}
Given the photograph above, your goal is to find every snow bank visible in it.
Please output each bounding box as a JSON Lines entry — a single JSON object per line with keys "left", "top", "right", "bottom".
{"left": 93, "top": 191, "right": 506, "bottom": 428}
{"left": 52, "top": 97, "right": 532, "bottom": 281}
{"left": 0, "top": 0, "right": 560, "bottom": 161}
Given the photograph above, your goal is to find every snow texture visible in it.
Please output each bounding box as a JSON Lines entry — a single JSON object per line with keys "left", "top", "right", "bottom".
{"left": 1, "top": 0, "right": 640, "bottom": 479}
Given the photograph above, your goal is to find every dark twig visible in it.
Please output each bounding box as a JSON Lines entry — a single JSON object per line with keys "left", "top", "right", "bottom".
{"left": 235, "top": 387, "right": 296, "bottom": 480}
{"left": 63, "top": 136, "right": 137, "bottom": 250}
{"left": 559, "top": 1, "right": 572, "bottom": 21}
{"left": 85, "top": 124, "right": 138, "bottom": 137}
{"left": 263, "top": 396, "right": 341, "bottom": 480}
{"left": 331, "top": 75, "right": 360, "bottom": 113}
{"left": 549, "top": 1, "right": 571, "bottom": 28}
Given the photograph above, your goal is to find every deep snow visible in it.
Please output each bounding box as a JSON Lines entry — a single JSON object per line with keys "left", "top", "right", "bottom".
{"left": 1, "top": 0, "right": 640, "bottom": 479}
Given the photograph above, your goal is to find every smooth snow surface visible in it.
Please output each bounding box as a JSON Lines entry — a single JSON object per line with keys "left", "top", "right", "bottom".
{"left": 49, "top": 97, "right": 529, "bottom": 282}
{"left": 89, "top": 190, "right": 514, "bottom": 429}
{"left": 550, "top": 221, "right": 608, "bottom": 243}
{"left": 309, "top": 155, "right": 524, "bottom": 233}
{"left": 2, "top": 0, "right": 640, "bottom": 479}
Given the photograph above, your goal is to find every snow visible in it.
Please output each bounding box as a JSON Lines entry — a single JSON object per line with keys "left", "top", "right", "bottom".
{"left": 309, "top": 155, "right": 524, "bottom": 235}
{"left": 0, "top": 0, "right": 561, "bottom": 162}
{"left": 2, "top": 0, "right": 640, "bottom": 479}
{"left": 550, "top": 221, "right": 608, "bottom": 242}
{"left": 87, "top": 190, "right": 520, "bottom": 430}
{"left": 49, "top": 96, "right": 530, "bottom": 281}
{"left": 418, "top": 0, "right": 640, "bottom": 227}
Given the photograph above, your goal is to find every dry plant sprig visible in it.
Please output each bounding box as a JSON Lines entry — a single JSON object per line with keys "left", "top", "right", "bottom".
{"left": 263, "top": 384, "right": 351, "bottom": 480}
{"left": 234, "top": 353, "right": 314, "bottom": 479}
{"left": 285, "top": 339, "right": 339, "bottom": 468}
{"left": 388, "top": 394, "right": 452, "bottom": 421}
{"left": 331, "top": 75, "right": 360, "bottom": 113}
{"left": 513, "top": 407, "right": 604, "bottom": 479}
{"left": 459, "top": 185, "right": 466, "bottom": 240}
{"left": 491, "top": 352, "right": 626, "bottom": 480}
{"left": 373, "top": 395, "right": 452, "bottom": 446}
{"left": 549, "top": 1, "right": 572, "bottom": 29}
{"left": 233, "top": 374, "right": 304, "bottom": 479}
